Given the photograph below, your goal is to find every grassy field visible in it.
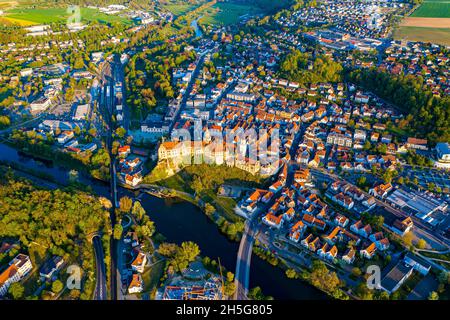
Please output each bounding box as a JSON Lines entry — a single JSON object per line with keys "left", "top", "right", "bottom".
{"left": 163, "top": 3, "right": 198, "bottom": 16}
{"left": 394, "top": 26, "right": 450, "bottom": 45}
{"left": 411, "top": 0, "right": 450, "bottom": 18}
{"left": 199, "top": 2, "right": 263, "bottom": 26}
{"left": 2, "top": 7, "right": 131, "bottom": 25}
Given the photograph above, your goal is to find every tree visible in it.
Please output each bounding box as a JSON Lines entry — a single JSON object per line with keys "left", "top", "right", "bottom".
{"left": 69, "top": 289, "right": 81, "bottom": 299}
{"left": 375, "top": 291, "right": 390, "bottom": 300}
{"left": 351, "top": 267, "right": 362, "bottom": 278}
{"left": 402, "top": 232, "right": 414, "bottom": 247}
{"left": 204, "top": 203, "right": 215, "bottom": 216}
{"left": 119, "top": 196, "right": 133, "bottom": 213}
{"left": 52, "top": 280, "right": 64, "bottom": 293}
{"left": 285, "top": 268, "right": 298, "bottom": 279}
{"left": 416, "top": 239, "right": 427, "bottom": 249}
{"left": 113, "top": 224, "right": 123, "bottom": 240}
{"left": 132, "top": 201, "right": 146, "bottom": 221}
{"left": 356, "top": 176, "right": 367, "bottom": 188}
{"left": 8, "top": 282, "right": 24, "bottom": 299}
{"left": 165, "top": 241, "right": 201, "bottom": 272}
{"left": 309, "top": 260, "right": 342, "bottom": 294}
{"left": 115, "top": 127, "right": 126, "bottom": 139}
{"left": 248, "top": 286, "right": 271, "bottom": 300}
{"left": 179, "top": 241, "right": 200, "bottom": 262}
{"left": 158, "top": 243, "right": 178, "bottom": 257}
{"left": 355, "top": 283, "right": 374, "bottom": 300}
{"left": 0, "top": 115, "right": 11, "bottom": 129}
{"left": 137, "top": 219, "right": 155, "bottom": 238}
{"left": 428, "top": 291, "right": 439, "bottom": 300}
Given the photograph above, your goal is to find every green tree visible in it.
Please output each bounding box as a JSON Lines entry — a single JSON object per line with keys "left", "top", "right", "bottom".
{"left": 285, "top": 268, "right": 298, "bottom": 279}
{"left": 402, "top": 232, "right": 414, "bottom": 247}
{"left": 52, "top": 280, "right": 64, "bottom": 293}
{"left": 416, "top": 239, "right": 427, "bottom": 249}
{"left": 115, "top": 127, "right": 126, "bottom": 139}
{"left": 8, "top": 282, "right": 24, "bottom": 299}
{"left": 428, "top": 291, "right": 439, "bottom": 300}
{"left": 132, "top": 201, "right": 146, "bottom": 221}
{"left": 351, "top": 267, "right": 362, "bottom": 278}
{"left": 308, "top": 260, "right": 342, "bottom": 294}
{"left": 119, "top": 196, "right": 133, "bottom": 213}
{"left": 158, "top": 243, "right": 178, "bottom": 257}
{"left": 113, "top": 224, "right": 123, "bottom": 240}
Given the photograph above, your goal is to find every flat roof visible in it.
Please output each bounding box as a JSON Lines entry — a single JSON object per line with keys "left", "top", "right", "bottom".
{"left": 381, "top": 261, "right": 413, "bottom": 293}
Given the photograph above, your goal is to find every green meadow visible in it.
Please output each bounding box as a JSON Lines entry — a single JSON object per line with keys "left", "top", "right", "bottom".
{"left": 162, "top": 3, "right": 198, "bottom": 16}
{"left": 199, "top": 2, "right": 263, "bottom": 26}
{"left": 411, "top": 0, "right": 450, "bottom": 18}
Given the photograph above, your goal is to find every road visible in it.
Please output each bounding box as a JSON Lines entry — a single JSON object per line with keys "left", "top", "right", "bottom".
{"left": 92, "top": 235, "right": 107, "bottom": 300}
{"left": 169, "top": 51, "right": 209, "bottom": 133}
{"left": 234, "top": 218, "right": 257, "bottom": 300}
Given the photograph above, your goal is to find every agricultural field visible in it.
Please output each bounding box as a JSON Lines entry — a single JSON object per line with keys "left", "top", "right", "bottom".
{"left": 394, "top": 26, "right": 450, "bottom": 46}
{"left": 394, "top": 0, "right": 450, "bottom": 45}
{"left": 0, "top": 7, "right": 131, "bottom": 25}
{"left": 162, "top": 3, "right": 199, "bottom": 16}
{"left": 411, "top": 0, "right": 450, "bottom": 18}
{"left": 199, "top": 2, "right": 263, "bottom": 26}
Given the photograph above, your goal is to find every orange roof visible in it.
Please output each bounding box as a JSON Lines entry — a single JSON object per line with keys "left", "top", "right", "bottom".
{"left": 129, "top": 273, "right": 142, "bottom": 289}
{"left": 364, "top": 242, "right": 377, "bottom": 254}
{"left": 160, "top": 141, "right": 180, "bottom": 150}
{"left": 132, "top": 251, "right": 146, "bottom": 267}
{"left": 325, "top": 226, "right": 341, "bottom": 241}
{"left": 0, "top": 264, "right": 18, "bottom": 286}
{"left": 265, "top": 213, "right": 282, "bottom": 225}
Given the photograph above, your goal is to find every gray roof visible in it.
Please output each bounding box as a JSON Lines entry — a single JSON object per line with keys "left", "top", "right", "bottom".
{"left": 381, "top": 261, "right": 413, "bottom": 293}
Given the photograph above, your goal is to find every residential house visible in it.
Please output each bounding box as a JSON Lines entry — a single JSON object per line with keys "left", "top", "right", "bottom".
{"left": 131, "top": 250, "right": 147, "bottom": 273}
{"left": 289, "top": 221, "right": 306, "bottom": 243}
{"left": 360, "top": 242, "right": 377, "bottom": 259}
{"left": 128, "top": 274, "right": 144, "bottom": 294}
{"left": 342, "top": 248, "right": 356, "bottom": 264}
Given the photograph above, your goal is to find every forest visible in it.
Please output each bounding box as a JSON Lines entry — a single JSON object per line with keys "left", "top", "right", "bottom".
{"left": 0, "top": 169, "right": 112, "bottom": 299}
{"left": 279, "top": 49, "right": 343, "bottom": 84}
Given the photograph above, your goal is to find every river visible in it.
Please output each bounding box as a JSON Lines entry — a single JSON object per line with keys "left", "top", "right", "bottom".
{"left": 191, "top": 18, "right": 203, "bottom": 38}
{"left": 0, "top": 142, "right": 327, "bottom": 300}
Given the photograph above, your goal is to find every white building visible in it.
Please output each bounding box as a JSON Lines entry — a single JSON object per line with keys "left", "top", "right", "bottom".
{"left": 0, "top": 254, "right": 33, "bottom": 297}
{"left": 30, "top": 97, "right": 52, "bottom": 112}
{"left": 436, "top": 143, "right": 450, "bottom": 163}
